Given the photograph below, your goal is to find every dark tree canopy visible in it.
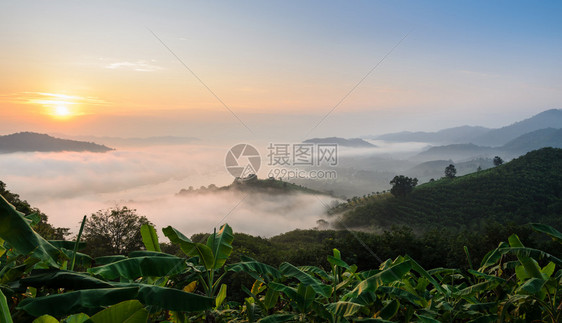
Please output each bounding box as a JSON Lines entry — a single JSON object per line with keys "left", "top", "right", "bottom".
{"left": 493, "top": 156, "right": 504, "bottom": 166}
{"left": 444, "top": 164, "right": 457, "bottom": 179}
{"left": 0, "top": 180, "right": 69, "bottom": 240}
{"left": 81, "top": 205, "right": 152, "bottom": 257}
{"left": 390, "top": 175, "right": 418, "bottom": 197}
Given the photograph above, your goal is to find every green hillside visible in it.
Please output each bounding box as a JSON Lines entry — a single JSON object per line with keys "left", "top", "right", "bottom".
{"left": 336, "top": 147, "right": 562, "bottom": 231}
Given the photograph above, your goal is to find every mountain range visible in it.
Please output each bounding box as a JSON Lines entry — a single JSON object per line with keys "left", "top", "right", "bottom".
{"left": 413, "top": 126, "right": 562, "bottom": 162}
{"left": 0, "top": 132, "right": 113, "bottom": 153}
{"left": 371, "top": 109, "right": 562, "bottom": 147}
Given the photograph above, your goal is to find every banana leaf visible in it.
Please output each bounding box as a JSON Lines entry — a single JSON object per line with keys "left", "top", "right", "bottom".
{"left": 162, "top": 226, "right": 214, "bottom": 270}
{"left": 206, "top": 224, "right": 234, "bottom": 269}
{"left": 279, "top": 262, "right": 331, "bottom": 298}
{"left": 136, "top": 285, "right": 213, "bottom": 312}
{"left": 21, "top": 270, "right": 114, "bottom": 290}
{"left": 377, "top": 286, "right": 423, "bottom": 305}
{"left": 0, "top": 195, "right": 62, "bottom": 267}
{"left": 0, "top": 289, "right": 12, "bottom": 323}
{"left": 508, "top": 234, "right": 543, "bottom": 279}
{"left": 128, "top": 251, "right": 177, "bottom": 258}
{"left": 62, "top": 313, "right": 90, "bottom": 323}
{"left": 17, "top": 287, "right": 139, "bottom": 316}
{"left": 226, "top": 258, "right": 281, "bottom": 283}
{"left": 31, "top": 315, "right": 58, "bottom": 323}
{"left": 530, "top": 223, "right": 562, "bottom": 243}
{"left": 88, "top": 256, "right": 186, "bottom": 281}
{"left": 86, "top": 299, "right": 147, "bottom": 323}
{"left": 140, "top": 224, "right": 161, "bottom": 252}
{"left": 347, "top": 260, "right": 411, "bottom": 298}
{"left": 326, "top": 301, "right": 364, "bottom": 318}
{"left": 94, "top": 255, "right": 127, "bottom": 266}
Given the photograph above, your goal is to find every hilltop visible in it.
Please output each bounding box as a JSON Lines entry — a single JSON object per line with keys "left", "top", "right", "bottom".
{"left": 0, "top": 132, "right": 113, "bottom": 153}
{"left": 177, "top": 174, "right": 328, "bottom": 196}
{"left": 334, "top": 148, "right": 562, "bottom": 231}
{"left": 303, "top": 137, "right": 376, "bottom": 148}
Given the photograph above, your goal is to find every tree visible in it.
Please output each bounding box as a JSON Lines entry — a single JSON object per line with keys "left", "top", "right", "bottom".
{"left": 81, "top": 205, "right": 152, "bottom": 257}
{"left": 493, "top": 156, "right": 504, "bottom": 166}
{"left": 0, "top": 180, "right": 69, "bottom": 240}
{"left": 444, "top": 164, "right": 457, "bottom": 179}
{"left": 390, "top": 175, "right": 418, "bottom": 197}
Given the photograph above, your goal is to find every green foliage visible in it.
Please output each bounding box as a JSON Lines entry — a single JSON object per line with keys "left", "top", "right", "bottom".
{"left": 444, "top": 163, "right": 457, "bottom": 178}
{"left": 87, "top": 256, "right": 187, "bottom": 281}
{"left": 338, "top": 148, "right": 562, "bottom": 232}
{"left": 87, "top": 300, "right": 147, "bottom": 323}
{"left": 140, "top": 224, "right": 161, "bottom": 252}
{"left": 0, "top": 195, "right": 63, "bottom": 267}
{"left": 389, "top": 175, "right": 418, "bottom": 198}
{"left": 162, "top": 226, "right": 214, "bottom": 270}
{"left": 2, "top": 191, "right": 562, "bottom": 322}
{"left": 17, "top": 287, "right": 140, "bottom": 317}
{"left": 81, "top": 206, "right": 152, "bottom": 258}
{"left": 0, "top": 289, "right": 12, "bottom": 323}
{"left": 0, "top": 181, "right": 69, "bottom": 240}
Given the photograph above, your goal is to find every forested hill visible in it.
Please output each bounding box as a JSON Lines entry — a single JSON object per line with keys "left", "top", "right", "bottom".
{"left": 0, "top": 132, "right": 113, "bottom": 153}
{"left": 177, "top": 175, "right": 326, "bottom": 196}
{"left": 336, "top": 147, "right": 562, "bottom": 231}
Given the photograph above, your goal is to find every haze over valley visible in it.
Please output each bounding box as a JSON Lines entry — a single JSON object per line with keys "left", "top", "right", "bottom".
{"left": 0, "top": 109, "right": 560, "bottom": 236}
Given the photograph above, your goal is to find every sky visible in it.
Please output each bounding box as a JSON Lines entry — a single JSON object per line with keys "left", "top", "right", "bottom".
{"left": 1, "top": 1, "right": 561, "bottom": 141}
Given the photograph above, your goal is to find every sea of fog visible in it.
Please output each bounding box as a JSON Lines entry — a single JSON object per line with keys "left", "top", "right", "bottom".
{"left": 0, "top": 140, "right": 427, "bottom": 238}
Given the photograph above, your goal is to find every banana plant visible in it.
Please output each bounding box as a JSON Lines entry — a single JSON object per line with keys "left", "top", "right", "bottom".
{"left": 162, "top": 224, "right": 233, "bottom": 299}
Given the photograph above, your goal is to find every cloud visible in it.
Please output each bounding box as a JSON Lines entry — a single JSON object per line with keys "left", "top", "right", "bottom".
{"left": 0, "top": 92, "right": 109, "bottom": 107}
{"left": 0, "top": 144, "right": 336, "bottom": 238}
{"left": 0, "top": 145, "right": 226, "bottom": 199}
{"left": 105, "top": 60, "right": 163, "bottom": 72}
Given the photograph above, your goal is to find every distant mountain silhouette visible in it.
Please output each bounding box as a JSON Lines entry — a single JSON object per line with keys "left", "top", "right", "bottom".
{"left": 413, "top": 126, "right": 562, "bottom": 162}
{"left": 372, "top": 125, "right": 490, "bottom": 144}
{"left": 0, "top": 132, "right": 113, "bottom": 153}
{"left": 500, "top": 128, "right": 562, "bottom": 153}
{"left": 471, "top": 109, "right": 562, "bottom": 146}
{"left": 58, "top": 135, "right": 199, "bottom": 147}
{"left": 414, "top": 143, "right": 494, "bottom": 161}
{"left": 371, "top": 109, "right": 562, "bottom": 147}
{"left": 303, "top": 137, "right": 376, "bottom": 148}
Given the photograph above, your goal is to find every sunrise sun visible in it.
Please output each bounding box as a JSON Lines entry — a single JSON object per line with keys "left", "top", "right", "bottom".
{"left": 53, "top": 105, "right": 72, "bottom": 118}
{"left": 55, "top": 105, "right": 70, "bottom": 116}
